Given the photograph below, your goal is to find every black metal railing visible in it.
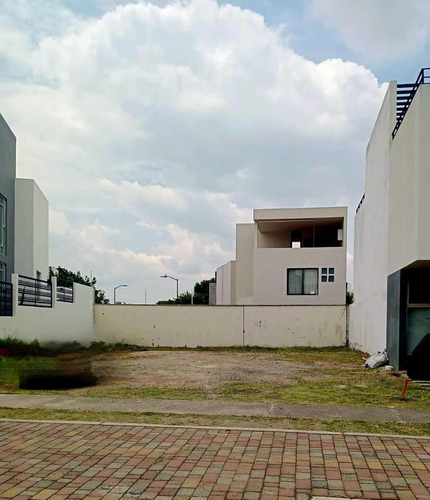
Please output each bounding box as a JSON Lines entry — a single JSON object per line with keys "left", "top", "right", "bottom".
{"left": 57, "top": 285, "right": 73, "bottom": 303}
{"left": 356, "top": 193, "right": 365, "bottom": 214}
{"left": 392, "top": 68, "right": 430, "bottom": 139}
{"left": 18, "top": 275, "right": 52, "bottom": 308}
{"left": 0, "top": 281, "right": 13, "bottom": 316}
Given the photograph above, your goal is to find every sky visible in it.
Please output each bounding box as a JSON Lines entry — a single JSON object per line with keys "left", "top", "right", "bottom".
{"left": 1, "top": 0, "right": 430, "bottom": 304}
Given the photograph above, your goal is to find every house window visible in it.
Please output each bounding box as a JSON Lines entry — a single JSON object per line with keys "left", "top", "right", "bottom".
{"left": 321, "top": 267, "right": 335, "bottom": 283}
{"left": 287, "top": 268, "right": 318, "bottom": 295}
{"left": 0, "top": 262, "right": 5, "bottom": 282}
{"left": 0, "top": 194, "right": 6, "bottom": 256}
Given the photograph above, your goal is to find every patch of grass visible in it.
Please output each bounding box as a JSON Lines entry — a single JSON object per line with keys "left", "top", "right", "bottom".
{"left": 0, "top": 357, "right": 57, "bottom": 387}
{"left": 0, "top": 407, "right": 429, "bottom": 437}
{"left": 148, "top": 345, "right": 360, "bottom": 356}
{"left": 216, "top": 377, "right": 430, "bottom": 409}
{"left": 72, "top": 386, "right": 207, "bottom": 400}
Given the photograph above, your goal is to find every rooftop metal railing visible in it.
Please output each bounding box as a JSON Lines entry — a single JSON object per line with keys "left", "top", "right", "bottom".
{"left": 392, "top": 68, "right": 430, "bottom": 139}
{"left": 356, "top": 193, "right": 365, "bottom": 214}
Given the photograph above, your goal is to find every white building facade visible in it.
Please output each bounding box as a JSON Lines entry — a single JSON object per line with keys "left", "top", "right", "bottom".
{"left": 0, "top": 114, "right": 49, "bottom": 283}
{"left": 352, "top": 68, "right": 430, "bottom": 368}
{"left": 217, "top": 207, "right": 347, "bottom": 306}
{"left": 15, "top": 178, "right": 49, "bottom": 280}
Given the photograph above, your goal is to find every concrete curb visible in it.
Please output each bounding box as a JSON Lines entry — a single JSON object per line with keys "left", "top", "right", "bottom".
{"left": 1, "top": 417, "right": 430, "bottom": 440}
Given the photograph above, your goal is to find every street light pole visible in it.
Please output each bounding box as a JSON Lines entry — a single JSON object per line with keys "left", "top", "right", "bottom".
{"left": 113, "top": 284, "right": 128, "bottom": 304}
{"left": 160, "top": 274, "right": 179, "bottom": 300}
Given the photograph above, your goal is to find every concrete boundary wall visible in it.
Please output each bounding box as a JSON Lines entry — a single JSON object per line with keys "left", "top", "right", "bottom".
{"left": 0, "top": 275, "right": 95, "bottom": 345}
{"left": 95, "top": 304, "right": 346, "bottom": 348}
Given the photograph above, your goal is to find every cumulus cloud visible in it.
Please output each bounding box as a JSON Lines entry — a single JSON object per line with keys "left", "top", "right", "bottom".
{"left": 0, "top": 0, "right": 388, "bottom": 301}
{"left": 309, "top": 0, "right": 430, "bottom": 61}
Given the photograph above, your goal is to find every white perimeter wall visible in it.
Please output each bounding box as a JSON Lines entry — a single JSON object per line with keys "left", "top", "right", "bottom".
{"left": 95, "top": 304, "right": 346, "bottom": 348}
{"left": 0, "top": 276, "right": 94, "bottom": 345}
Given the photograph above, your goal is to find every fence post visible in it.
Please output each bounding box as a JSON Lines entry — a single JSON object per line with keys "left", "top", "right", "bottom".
{"left": 51, "top": 275, "right": 57, "bottom": 309}
{"left": 11, "top": 274, "right": 18, "bottom": 317}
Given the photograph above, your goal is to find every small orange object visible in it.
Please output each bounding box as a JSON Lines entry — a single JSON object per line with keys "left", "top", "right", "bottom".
{"left": 401, "top": 378, "right": 410, "bottom": 398}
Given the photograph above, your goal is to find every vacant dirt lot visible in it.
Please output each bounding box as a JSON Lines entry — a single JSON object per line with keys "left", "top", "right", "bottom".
{"left": 7, "top": 347, "right": 430, "bottom": 409}
{"left": 90, "top": 350, "right": 309, "bottom": 392}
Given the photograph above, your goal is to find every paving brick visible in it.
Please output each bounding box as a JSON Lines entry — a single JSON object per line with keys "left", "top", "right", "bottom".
{"left": 0, "top": 420, "right": 429, "bottom": 499}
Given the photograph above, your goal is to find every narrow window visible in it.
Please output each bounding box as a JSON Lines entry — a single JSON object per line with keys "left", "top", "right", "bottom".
{"left": 0, "top": 194, "right": 6, "bottom": 256}
{"left": 0, "top": 262, "right": 6, "bottom": 282}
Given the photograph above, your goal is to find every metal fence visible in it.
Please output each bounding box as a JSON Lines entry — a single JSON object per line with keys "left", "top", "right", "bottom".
{"left": 0, "top": 281, "right": 13, "bottom": 316}
{"left": 392, "top": 67, "right": 430, "bottom": 139}
{"left": 18, "top": 275, "right": 52, "bottom": 308}
{"left": 57, "top": 285, "right": 74, "bottom": 303}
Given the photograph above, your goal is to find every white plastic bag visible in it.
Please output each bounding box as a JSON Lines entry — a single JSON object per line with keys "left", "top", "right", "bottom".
{"left": 365, "top": 350, "right": 388, "bottom": 369}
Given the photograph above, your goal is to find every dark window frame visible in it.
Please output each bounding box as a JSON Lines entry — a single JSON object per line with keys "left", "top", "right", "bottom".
{"left": 0, "top": 261, "right": 6, "bottom": 282}
{"left": 0, "top": 193, "right": 6, "bottom": 257}
{"left": 321, "top": 267, "right": 335, "bottom": 283}
{"left": 287, "top": 268, "right": 319, "bottom": 296}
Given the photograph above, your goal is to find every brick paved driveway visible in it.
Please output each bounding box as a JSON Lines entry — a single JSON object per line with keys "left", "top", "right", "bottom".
{"left": 0, "top": 421, "right": 429, "bottom": 499}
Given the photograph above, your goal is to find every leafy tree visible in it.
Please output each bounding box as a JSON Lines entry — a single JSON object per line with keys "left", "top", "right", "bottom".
{"left": 157, "top": 291, "right": 192, "bottom": 305}
{"left": 48, "top": 266, "right": 109, "bottom": 304}
{"left": 193, "top": 278, "right": 215, "bottom": 304}
{"left": 157, "top": 278, "right": 215, "bottom": 305}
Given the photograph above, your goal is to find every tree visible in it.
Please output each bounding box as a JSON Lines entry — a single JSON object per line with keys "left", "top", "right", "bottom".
{"left": 193, "top": 278, "right": 215, "bottom": 304}
{"left": 48, "top": 266, "right": 109, "bottom": 304}
{"left": 157, "top": 278, "right": 215, "bottom": 305}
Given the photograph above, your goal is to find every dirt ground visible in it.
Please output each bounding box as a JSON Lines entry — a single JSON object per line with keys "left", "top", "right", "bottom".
{"left": 89, "top": 350, "right": 309, "bottom": 392}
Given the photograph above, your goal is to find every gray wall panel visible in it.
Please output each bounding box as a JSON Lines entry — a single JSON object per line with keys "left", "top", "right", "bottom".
{"left": 0, "top": 114, "right": 16, "bottom": 281}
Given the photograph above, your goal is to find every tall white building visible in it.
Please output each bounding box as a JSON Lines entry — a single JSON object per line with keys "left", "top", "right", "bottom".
{"left": 0, "top": 113, "right": 49, "bottom": 283}
{"left": 352, "top": 68, "right": 430, "bottom": 369}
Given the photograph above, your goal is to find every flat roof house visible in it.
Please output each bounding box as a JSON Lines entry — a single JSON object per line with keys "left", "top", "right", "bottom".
{"left": 352, "top": 68, "right": 430, "bottom": 369}
{"left": 216, "top": 206, "right": 347, "bottom": 306}
{"left": 0, "top": 113, "right": 49, "bottom": 284}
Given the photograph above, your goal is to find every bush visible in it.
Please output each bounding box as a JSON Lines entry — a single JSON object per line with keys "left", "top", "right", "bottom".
{"left": 0, "top": 337, "right": 40, "bottom": 356}
{"left": 90, "top": 341, "right": 147, "bottom": 353}
{"left": 41, "top": 341, "right": 85, "bottom": 354}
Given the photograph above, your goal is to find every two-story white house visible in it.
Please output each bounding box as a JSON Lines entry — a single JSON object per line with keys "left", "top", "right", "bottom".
{"left": 216, "top": 206, "right": 347, "bottom": 306}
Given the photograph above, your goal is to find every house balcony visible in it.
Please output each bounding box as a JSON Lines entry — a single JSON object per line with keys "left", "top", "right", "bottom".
{"left": 256, "top": 217, "right": 344, "bottom": 249}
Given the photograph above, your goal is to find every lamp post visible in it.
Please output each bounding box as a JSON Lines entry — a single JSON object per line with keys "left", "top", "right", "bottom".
{"left": 113, "top": 284, "right": 128, "bottom": 304}
{"left": 160, "top": 274, "right": 179, "bottom": 300}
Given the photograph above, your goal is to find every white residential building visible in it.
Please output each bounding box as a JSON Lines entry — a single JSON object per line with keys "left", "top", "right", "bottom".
{"left": 0, "top": 112, "right": 94, "bottom": 344}
{"left": 0, "top": 114, "right": 49, "bottom": 283}
{"left": 15, "top": 178, "right": 49, "bottom": 280}
{"left": 217, "top": 207, "right": 347, "bottom": 306}
{"left": 351, "top": 68, "right": 430, "bottom": 369}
